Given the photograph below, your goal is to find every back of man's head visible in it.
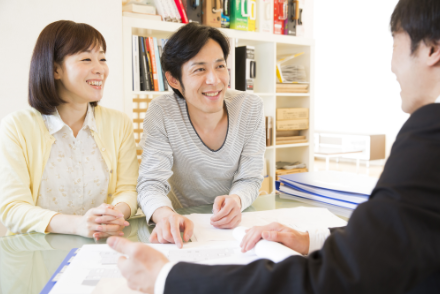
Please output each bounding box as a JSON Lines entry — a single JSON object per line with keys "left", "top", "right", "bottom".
{"left": 391, "top": 0, "right": 440, "bottom": 53}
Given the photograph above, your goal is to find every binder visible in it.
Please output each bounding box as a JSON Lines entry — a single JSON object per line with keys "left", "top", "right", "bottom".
{"left": 273, "top": 0, "right": 287, "bottom": 35}
{"left": 203, "top": 0, "right": 222, "bottom": 27}
{"left": 230, "top": 0, "right": 249, "bottom": 31}
{"left": 284, "top": 0, "right": 298, "bottom": 35}
{"left": 235, "top": 46, "right": 256, "bottom": 92}
{"left": 256, "top": 0, "right": 273, "bottom": 34}
{"left": 221, "top": 0, "right": 231, "bottom": 27}
{"left": 183, "top": 0, "right": 202, "bottom": 23}
{"left": 247, "top": 0, "right": 257, "bottom": 31}
{"left": 40, "top": 248, "right": 78, "bottom": 294}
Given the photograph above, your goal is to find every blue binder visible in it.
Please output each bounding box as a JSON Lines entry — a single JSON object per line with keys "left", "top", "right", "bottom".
{"left": 40, "top": 248, "right": 78, "bottom": 294}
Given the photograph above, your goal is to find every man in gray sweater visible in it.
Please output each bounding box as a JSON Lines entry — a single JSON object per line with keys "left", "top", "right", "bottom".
{"left": 137, "top": 23, "right": 266, "bottom": 247}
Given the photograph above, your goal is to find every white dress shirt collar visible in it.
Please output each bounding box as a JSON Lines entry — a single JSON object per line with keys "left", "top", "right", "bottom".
{"left": 43, "top": 104, "right": 97, "bottom": 135}
{"left": 436, "top": 95, "right": 440, "bottom": 104}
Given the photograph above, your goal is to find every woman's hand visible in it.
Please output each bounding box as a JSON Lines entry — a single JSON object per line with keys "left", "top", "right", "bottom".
{"left": 76, "top": 203, "right": 129, "bottom": 240}
{"left": 210, "top": 194, "right": 242, "bottom": 229}
{"left": 150, "top": 207, "right": 194, "bottom": 249}
{"left": 240, "top": 222, "right": 310, "bottom": 255}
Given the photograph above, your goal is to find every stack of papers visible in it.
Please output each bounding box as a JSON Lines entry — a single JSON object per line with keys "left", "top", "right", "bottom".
{"left": 186, "top": 207, "right": 347, "bottom": 243}
{"left": 277, "top": 171, "right": 377, "bottom": 216}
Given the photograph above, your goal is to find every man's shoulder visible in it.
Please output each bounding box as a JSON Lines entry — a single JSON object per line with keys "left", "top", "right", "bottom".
{"left": 150, "top": 93, "right": 180, "bottom": 109}
{"left": 225, "top": 90, "right": 263, "bottom": 112}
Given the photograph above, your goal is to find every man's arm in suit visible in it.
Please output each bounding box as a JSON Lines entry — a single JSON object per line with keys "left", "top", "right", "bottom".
{"left": 164, "top": 105, "right": 440, "bottom": 294}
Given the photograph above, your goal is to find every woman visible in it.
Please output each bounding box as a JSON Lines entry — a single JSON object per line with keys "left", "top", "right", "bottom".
{"left": 0, "top": 20, "right": 139, "bottom": 239}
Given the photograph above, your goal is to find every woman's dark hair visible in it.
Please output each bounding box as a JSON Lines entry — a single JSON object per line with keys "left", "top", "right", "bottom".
{"left": 28, "top": 20, "right": 106, "bottom": 114}
{"left": 161, "top": 23, "right": 229, "bottom": 98}
{"left": 390, "top": 0, "right": 440, "bottom": 53}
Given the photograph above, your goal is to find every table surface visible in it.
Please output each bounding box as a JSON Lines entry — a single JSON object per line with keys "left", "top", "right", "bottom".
{"left": 0, "top": 194, "right": 347, "bottom": 294}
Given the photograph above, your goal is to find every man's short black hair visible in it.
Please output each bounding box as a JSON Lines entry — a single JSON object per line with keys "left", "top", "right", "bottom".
{"left": 391, "top": 0, "right": 440, "bottom": 53}
{"left": 161, "top": 23, "right": 230, "bottom": 98}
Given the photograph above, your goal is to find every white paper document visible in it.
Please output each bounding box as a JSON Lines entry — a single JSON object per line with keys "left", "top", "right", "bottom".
{"left": 187, "top": 207, "right": 347, "bottom": 243}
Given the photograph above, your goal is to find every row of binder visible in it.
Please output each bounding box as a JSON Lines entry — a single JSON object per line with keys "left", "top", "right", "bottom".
{"left": 276, "top": 171, "right": 378, "bottom": 217}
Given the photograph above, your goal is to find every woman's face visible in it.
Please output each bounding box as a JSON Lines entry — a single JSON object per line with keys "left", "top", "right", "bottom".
{"left": 54, "top": 46, "right": 109, "bottom": 104}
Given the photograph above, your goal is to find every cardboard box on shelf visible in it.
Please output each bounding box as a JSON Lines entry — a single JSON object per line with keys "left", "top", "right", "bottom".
{"left": 277, "top": 108, "right": 308, "bottom": 120}
{"left": 276, "top": 119, "right": 309, "bottom": 131}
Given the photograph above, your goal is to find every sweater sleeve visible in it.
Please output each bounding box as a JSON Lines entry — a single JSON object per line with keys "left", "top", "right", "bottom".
{"left": 229, "top": 97, "right": 265, "bottom": 210}
{"left": 110, "top": 113, "right": 139, "bottom": 218}
{"left": 137, "top": 102, "right": 175, "bottom": 223}
{"left": 0, "top": 117, "right": 58, "bottom": 234}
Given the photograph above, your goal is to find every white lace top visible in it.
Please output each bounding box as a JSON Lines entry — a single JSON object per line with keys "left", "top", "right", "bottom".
{"left": 37, "top": 104, "right": 109, "bottom": 215}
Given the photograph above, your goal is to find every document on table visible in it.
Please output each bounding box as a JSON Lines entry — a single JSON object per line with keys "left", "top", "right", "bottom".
{"left": 50, "top": 241, "right": 258, "bottom": 294}
{"left": 187, "top": 207, "right": 347, "bottom": 243}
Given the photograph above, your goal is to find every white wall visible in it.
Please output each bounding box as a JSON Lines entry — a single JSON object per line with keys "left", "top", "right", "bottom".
{"left": 0, "top": 0, "right": 124, "bottom": 121}
{"left": 314, "top": 0, "right": 408, "bottom": 157}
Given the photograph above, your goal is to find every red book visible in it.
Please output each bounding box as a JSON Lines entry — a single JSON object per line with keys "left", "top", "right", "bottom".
{"left": 147, "top": 37, "right": 159, "bottom": 91}
{"left": 174, "top": 0, "right": 188, "bottom": 24}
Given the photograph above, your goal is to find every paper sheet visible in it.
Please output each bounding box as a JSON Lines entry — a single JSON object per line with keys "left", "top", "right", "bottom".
{"left": 187, "top": 207, "right": 347, "bottom": 243}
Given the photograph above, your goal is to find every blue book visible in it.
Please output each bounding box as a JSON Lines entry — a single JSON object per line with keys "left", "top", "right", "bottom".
{"left": 276, "top": 181, "right": 357, "bottom": 209}
{"left": 153, "top": 37, "right": 164, "bottom": 92}
{"left": 279, "top": 171, "right": 377, "bottom": 196}
{"left": 40, "top": 248, "right": 78, "bottom": 294}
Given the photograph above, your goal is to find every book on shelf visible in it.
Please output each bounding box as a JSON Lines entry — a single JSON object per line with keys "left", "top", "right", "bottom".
{"left": 153, "top": 37, "right": 165, "bottom": 91}
{"left": 174, "top": 0, "right": 189, "bottom": 23}
{"left": 153, "top": 0, "right": 171, "bottom": 21}
{"left": 157, "top": 39, "right": 169, "bottom": 91}
{"left": 169, "top": 0, "right": 182, "bottom": 22}
{"left": 145, "top": 38, "right": 154, "bottom": 90}
{"left": 132, "top": 35, "right": 140, "bottom": 92}
{"left": 122, "top": 11, "right": 162, "bottom": 21}
{"left": 122, "top": 3, "right": 156, "bottom": 14}
{"left": 147, "top": 37, "right": 160, "bottom": 91}
{"left": 276, "top": 135, "right": 306, "bottom": 141}
{"left": 138, "top": 36, "right": 149, "bottom": 91}
{"left": 277, "top": 108, "right": 309, "bottom": 120}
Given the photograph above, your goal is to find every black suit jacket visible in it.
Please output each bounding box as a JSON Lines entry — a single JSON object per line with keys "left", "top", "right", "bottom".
{"left": 164, "top": 104, "right": 440, "bottom": 294}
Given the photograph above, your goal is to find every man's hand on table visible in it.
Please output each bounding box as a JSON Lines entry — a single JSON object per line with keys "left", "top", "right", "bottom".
{"left": 107, "top": 237, "right": 168, "bottom": 293}
{"left": 150, "top": 207, "right": 194, "bottom": 249}
{"left": 240, "top": 222, "right": 310, "bottom": 255}
{"left": 210, "top": 194, "right": 242, "bottom": 229}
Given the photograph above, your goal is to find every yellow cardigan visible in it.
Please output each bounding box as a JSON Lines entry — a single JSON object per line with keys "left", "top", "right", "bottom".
{"left": 0, "top": 106, "right": 139, "bottom": 234}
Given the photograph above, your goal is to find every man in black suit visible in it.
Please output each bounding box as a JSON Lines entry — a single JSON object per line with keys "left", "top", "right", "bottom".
{"left": 108, "top": 0, "right": 440, "bottom": 292}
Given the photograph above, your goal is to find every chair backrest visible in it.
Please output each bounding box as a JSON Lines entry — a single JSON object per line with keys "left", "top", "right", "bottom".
{"left": 132, "top": 95, "right": 154, "bottom": 163}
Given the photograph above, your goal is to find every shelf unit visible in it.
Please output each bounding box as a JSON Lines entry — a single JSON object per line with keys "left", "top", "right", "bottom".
{"left": 122, "top": 17, "right": 315, "bottom": 193}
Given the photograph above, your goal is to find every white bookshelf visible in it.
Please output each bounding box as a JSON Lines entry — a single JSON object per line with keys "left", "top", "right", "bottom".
{"left": 122, "top": 17, "right": 315, "bottom": 193}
